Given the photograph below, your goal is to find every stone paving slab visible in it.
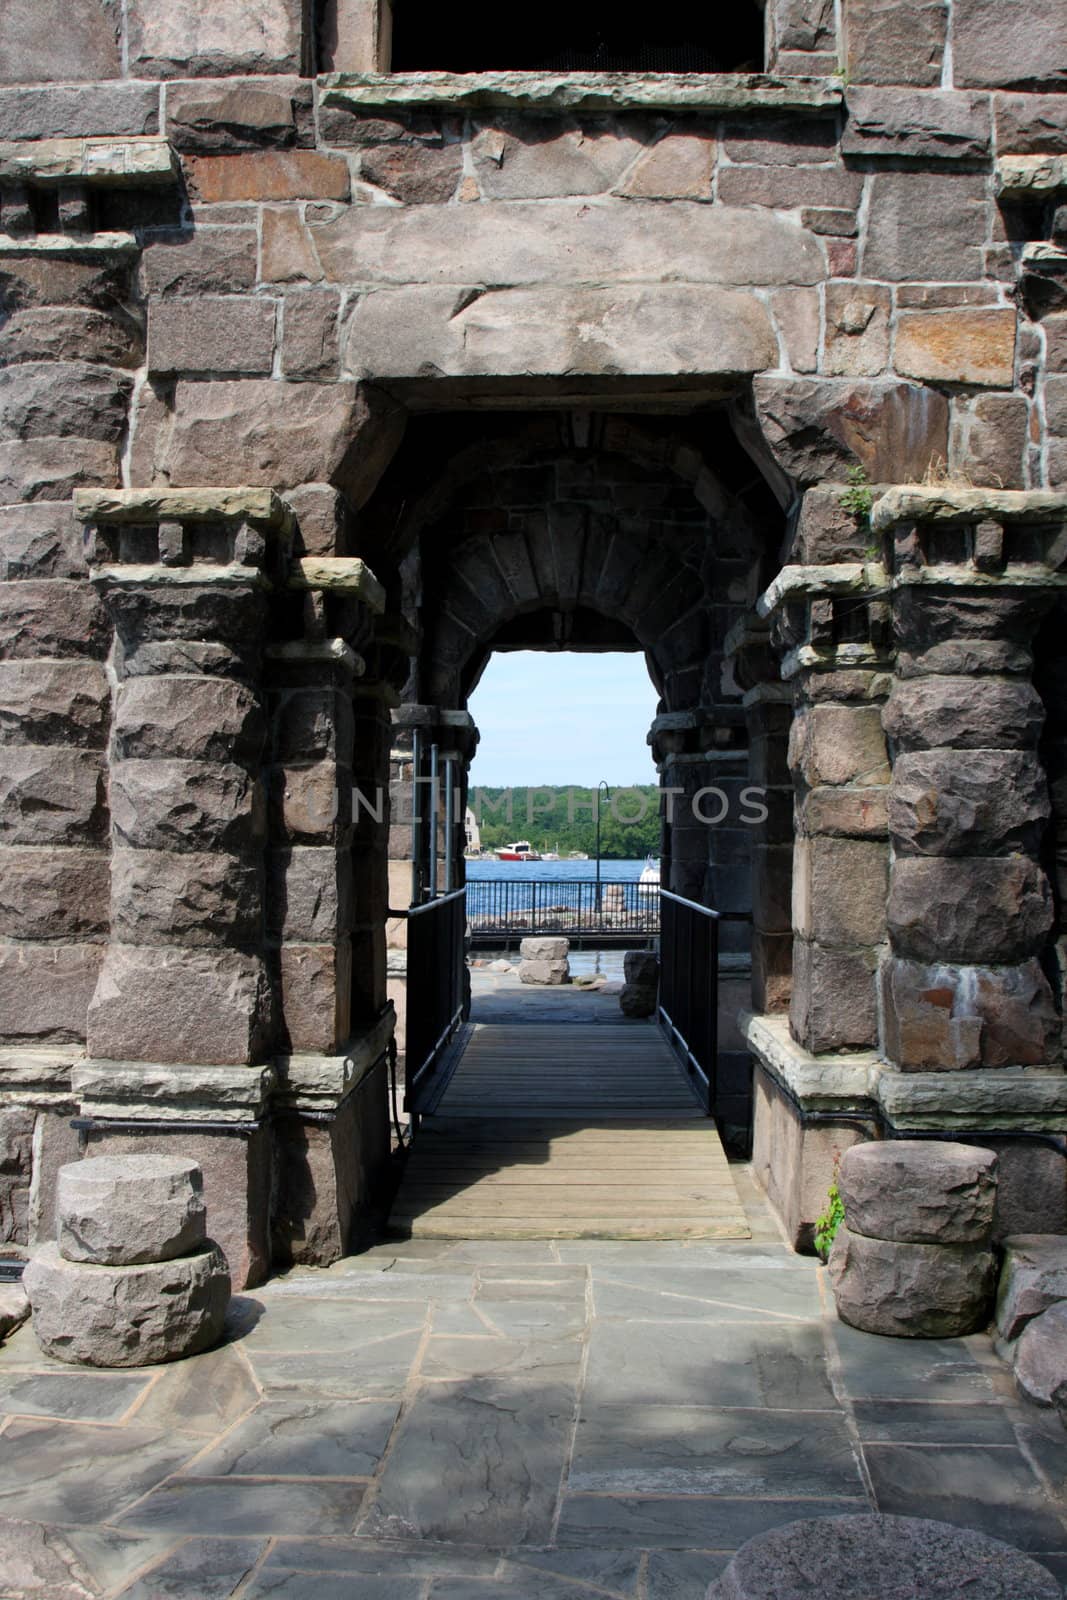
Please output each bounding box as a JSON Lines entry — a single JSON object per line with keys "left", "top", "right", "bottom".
{"left": 1, "top": 1167, "right": 1066, "bottom": 1598}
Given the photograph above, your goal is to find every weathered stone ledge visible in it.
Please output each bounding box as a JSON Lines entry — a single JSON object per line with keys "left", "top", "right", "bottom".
{"left": 73, "top": 1059, "right": 276, "bottom": 1124}
{"left": 759, "top": 552, "right": 1067, "bottom": 616}
{"left": 996, "top": 154, "right": 1067, "bottom": 198}
{"left": 288, "top": 555, "right": 386, "bottom": 612}
{"left": 872, "top": 486, "right": 1067, "bottom": 532}
{"left": 0, "top": 136, "right": 176, "bottom": 187}
{"left": 0, "top": 230, "right": 137, "bottom": 257}
{"left": 743, "top": 1013, "right": 880, "bottom": 1111}
{"left": 0, "top": 1043, "right": 79, "bottom": 1094}
{"left": 274, "top": 1007, "right": 395, "bottom": 1111}
{"left": 744, "top": 1012, "right": 1067, "bottom": 1132}
{"left": 264, "top": 638, "right": 365, "bottom": 675}
{"left": 74, "top": 486, "right": 294, "bottom": 530}
{"left": 757, "top": 562, "right": 886, "bottom": 616}
{"left": 320, "top": 70, "right": 843, "bottom": 115}
{"left": 89, "top": 563, "right": 273, "bottom": 590}
{"left": 780, "top": 643, "right": 893, "bottom": 680}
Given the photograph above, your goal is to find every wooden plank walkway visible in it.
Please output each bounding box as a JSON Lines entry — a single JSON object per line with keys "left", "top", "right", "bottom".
{"left": 390, "top": 1022, "right": 751, "bottom": 1240}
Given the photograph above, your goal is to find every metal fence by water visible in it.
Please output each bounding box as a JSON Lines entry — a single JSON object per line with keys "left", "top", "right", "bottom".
{"left": 466, "top": 877, "right": 660, "bottom": 947}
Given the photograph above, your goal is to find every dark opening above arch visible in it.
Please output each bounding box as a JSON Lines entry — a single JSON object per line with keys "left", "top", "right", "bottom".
{"left": 390, "top": 1, "right": 765, "bottom": 74}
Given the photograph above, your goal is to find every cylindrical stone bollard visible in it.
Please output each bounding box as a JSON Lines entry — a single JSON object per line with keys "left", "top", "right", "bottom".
{"left": 827, "top": 1140, "right": 998, "bottom": 1337}
{"left": 58, "top": 1153, "right": 207, "bottom": 1266}
{"left": 706, "top": 1514, "right": 1061, "bottom": 1599}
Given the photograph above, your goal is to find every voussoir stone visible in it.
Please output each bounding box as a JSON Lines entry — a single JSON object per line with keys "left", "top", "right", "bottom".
{"left": 57, "top": 1154, "right": 206, "bottom": 1266}
{"left": 24, "top": 1240, "right": 229, "bottom": 1367}
{"left": 838, "top": 1140, "right": 997, "bottom": 1244}
{"left": 1013, "top": 1301, "right": 1067, "bottom": 1406}
{"left": 828, "top": 1225, "right": 997, "bottom": 1337}
{"left": 706, "top": 1513, "right": 1061, "bottom": 1599}
{"left": 996, "top": 1235, "right": 1067, "bottom": 1341}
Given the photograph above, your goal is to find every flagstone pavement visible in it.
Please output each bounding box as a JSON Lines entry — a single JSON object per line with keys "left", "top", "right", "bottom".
{"left": 2, "top": 1168, "right": 1067, "bottom": 1599}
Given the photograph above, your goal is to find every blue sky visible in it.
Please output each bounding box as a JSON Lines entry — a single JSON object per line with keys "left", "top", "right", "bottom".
{"left": 468, "top": 651, "right": 660, "bottom": 786}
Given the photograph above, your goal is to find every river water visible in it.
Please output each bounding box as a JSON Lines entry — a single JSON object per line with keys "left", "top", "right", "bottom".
{"left": 465, "top": 857, "right": 651, "bottom": 882}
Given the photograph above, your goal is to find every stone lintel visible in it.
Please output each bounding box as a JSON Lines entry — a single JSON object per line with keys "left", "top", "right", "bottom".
{"left": 0, "top": 230, "right": 137, "bottom": 258}
{"left": 741, "top": 683, "right": 795, "bottom": 707}
{"left": 274, "top": 1007, "right": 395, "bottom": 1110}
{"left": 745, "top": 1011, "right": 1067, "bottom": 1133}
{"left": 73, "top": 1059, "right": 276, "bottom": 1123}
{"left": 723, "top": 614, "right": 771, "bottom": 660}
{"left": 265, "top": 638, "right": 365, "bottom": 675}
{"left": 757, "top": 562, "right": 886, "bottom": 617}
{"left": 996, "top": 154, "right": 1067, "bottom": 199}
{"left": 872, "top": 486, "right": 1067, "bottom": 534}
{"left": 73, "top": 486, "right": 295, "bottom": 531}
{"left": 320, "top": 70, "right": 843, "bottom": 116}
{"left": 288, "top": 555, "right": 386, "bottom": 613}
{"left": 650, "top": 710, "right": 717, "bottom": 735}
{"left": 0, "top": 137, "right": 177, "bottom": 187}
{"left": 89, "top": 563, "right": 273, "bottom": 590}
{"left": 780, "top": 644, "right": 894, "bottom": 680}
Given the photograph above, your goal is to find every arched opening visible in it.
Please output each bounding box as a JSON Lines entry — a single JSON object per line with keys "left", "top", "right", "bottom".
{"left": 389, "top": 1, "right": 766, "bottom": 74}
{"left": 363, "top": 401, "right": 788, "bottom": 1238}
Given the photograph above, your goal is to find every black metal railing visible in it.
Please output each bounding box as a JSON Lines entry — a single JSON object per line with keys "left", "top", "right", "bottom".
{"left": 404, "top": 887, "right": 467, "bottom": 1126}
{"left": 466, "top": 878, "right": 659, "bottom": 946}
{"left": 657, "top": 889, "right": 719, "bottom": 1119}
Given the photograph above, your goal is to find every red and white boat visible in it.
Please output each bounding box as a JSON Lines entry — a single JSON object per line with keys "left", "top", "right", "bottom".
{"left": 493, "top": 840, "right": 542, "bottom": 862}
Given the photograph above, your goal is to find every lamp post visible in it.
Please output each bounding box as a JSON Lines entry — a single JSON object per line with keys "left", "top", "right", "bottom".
{"left": 595, "top": 780, "right": 610, "bottom": 913}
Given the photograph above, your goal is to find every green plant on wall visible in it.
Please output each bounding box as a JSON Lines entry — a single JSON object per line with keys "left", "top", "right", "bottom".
{"left": 839, "top": 464, "right": 874, "bottom": 530}
{"left": 814, "top": 1168, "right": 845, "bottom": 1261}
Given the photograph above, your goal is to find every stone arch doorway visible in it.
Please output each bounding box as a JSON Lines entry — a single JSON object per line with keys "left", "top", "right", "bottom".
{"left": 363, "top": 403, "right": 789, "bottom": 1154}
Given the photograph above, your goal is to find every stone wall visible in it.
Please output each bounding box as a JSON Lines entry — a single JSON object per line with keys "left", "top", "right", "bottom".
{"left": 1, "top": 0, "right": 1066, "bottom": 1265}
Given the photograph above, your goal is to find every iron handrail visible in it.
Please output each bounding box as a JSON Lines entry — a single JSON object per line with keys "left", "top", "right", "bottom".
{"left": 402, "top": 887, "right": 468, "bottom": 1127}
{"left": 657, "top": 888, "right": 719, "bottom": 1119}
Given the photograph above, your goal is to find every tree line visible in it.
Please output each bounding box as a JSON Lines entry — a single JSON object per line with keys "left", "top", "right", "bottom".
{"left": 469, "top": 785, "right": 661, "bottom": 859}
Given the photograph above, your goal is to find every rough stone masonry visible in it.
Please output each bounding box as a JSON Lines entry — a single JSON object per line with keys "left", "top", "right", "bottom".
{"left": 0, "top": 0, "right": 1067, "bottom": 1280}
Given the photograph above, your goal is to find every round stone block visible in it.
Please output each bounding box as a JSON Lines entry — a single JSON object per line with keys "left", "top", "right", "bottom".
{"left": 23, "top": 1242, "right": 230, "bottom": 1368}
{"left": 519, "top": 937, "right": 569, "bottom": 962}
{"left": 838, "top": 1140, "right": 997, "bottom": 1245}
{"left": 827, "top": 1226, "right": 996, "bottom": 1338}
{"left": 705, "top": 1514, "right": 1060, "bottom": 1599}
{"left": 57, "top": 1153, "right": 207, "bottom": 1266}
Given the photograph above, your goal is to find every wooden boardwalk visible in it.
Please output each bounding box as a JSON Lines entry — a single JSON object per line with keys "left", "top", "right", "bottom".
{"left": 390, "top": 1022, "right": 751, "bottom": 1240}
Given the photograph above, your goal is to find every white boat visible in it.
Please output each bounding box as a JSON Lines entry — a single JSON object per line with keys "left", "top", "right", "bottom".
{"left": 493, "top": 840, "right": 542, "bottom": 862}
{"left": 639, "top": 856, "right": 661, "bottom": 888}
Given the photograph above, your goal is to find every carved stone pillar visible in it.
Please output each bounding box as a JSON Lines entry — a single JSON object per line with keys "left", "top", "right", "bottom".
{"left": 876, "top": 491, "right": 1061, "bottom": 1073}
{"left": 71, "top": 489, "right": 395, "bottom": 1283}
